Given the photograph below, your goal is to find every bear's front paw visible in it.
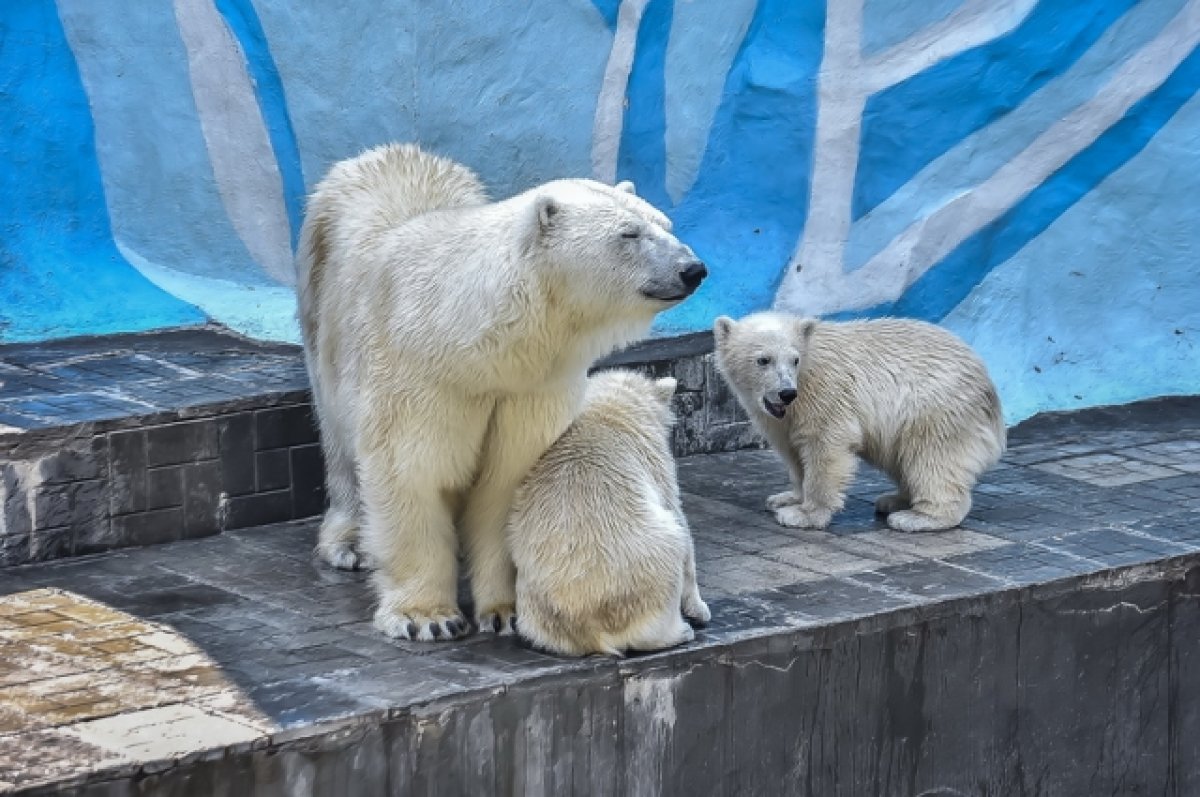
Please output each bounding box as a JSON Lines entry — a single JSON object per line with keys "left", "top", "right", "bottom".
{"left": 682, "top": 594, "right": 711, "bottom": 627}
{"left": 475, "top": 604, "right": 518, "bottom": 636}
{"left": 374, "top": 605, "right": 469, "bottom": 641}
{"left": 316, "top": 542, "right": 372, "bottom": 571}
{"left": 774, "top": 504, "right": 833, "bottom": 529}
{"left": 766, "top": 490, "right": 802, "bottom": 510}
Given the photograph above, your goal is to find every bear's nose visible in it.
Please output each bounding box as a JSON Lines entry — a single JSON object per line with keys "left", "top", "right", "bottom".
{"left": 779, "top": 388, "right": 798, "bottom": 404}
{"left": 679, "top": 261, "right": 707, "bottom": 289}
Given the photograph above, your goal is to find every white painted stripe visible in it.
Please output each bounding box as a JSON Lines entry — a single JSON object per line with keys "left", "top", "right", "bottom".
{"left": 781, "top": 0, "right": 1200, "bottom": 316}
{"left": 592, "top": 0, "right": 652, "bottom": 184}
{"left": 173, "top": 0, "right": 294, "bottom": 285}
{"left": 784, "top": 0, "right": 1032, "bottom": 310}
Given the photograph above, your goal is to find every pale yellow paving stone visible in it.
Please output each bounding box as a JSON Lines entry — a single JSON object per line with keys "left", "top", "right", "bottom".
{"left": 769, "top": 541, "right": 892, "bottom": 577}
{"left": 64, "top": 704, "right": 266, "bottom": 762}
{"left": 826, "top": 534, "right": 923, "bottom": 565}
{"left": 136, "top": 631, "right": 200, "bottom": 656}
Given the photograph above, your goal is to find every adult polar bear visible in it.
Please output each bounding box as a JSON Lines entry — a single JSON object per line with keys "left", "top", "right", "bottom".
{"left": 296, "top": 144, "right": 706, "bottom": 641}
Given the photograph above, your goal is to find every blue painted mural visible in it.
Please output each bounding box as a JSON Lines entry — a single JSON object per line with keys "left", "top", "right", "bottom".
{"left": 1, "top": 0, "right": 1198, "bottom": 423}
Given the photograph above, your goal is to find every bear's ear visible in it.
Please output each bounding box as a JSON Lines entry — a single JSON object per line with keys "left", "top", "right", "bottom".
{"left": 795, "top": 318, "right": 817, "bottom": 342}
{"left": 652, "top": 376, "right": 678, "bottom": 404}
{"left": 713, "top": 316, "right": 735, "bottom": 347}
{"left": 615, "top": 180, "right": 637, "bottom": 195}
{"left": 536, "top": 195, "right": 559, "bottom": 230}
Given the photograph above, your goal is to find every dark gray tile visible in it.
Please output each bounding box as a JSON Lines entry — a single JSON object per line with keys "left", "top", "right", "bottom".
{"left": 256, "top": 404, "right": 318, "bottom": 450}
{"left": 224, "top": 490, "right": 294, "bottom": 530}
{"left": 290, "top": 444, "right": 326, "bottom": 519}
{"left": 146, "top": 419, "right": 218, "bottom": 467}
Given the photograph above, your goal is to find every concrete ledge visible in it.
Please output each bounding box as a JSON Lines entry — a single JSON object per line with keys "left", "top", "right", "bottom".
{"left": 0, "top": 328, "right": 756, "bottom": 567}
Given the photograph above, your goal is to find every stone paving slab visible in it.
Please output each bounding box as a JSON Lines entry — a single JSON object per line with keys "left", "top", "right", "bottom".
{"left": 0, "top": 399, "right": 1198, "bottom": 792}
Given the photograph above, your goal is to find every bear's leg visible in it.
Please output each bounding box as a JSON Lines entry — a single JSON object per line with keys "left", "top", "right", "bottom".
{"left": 887, "top": 449, "right": 974, "bottom": 533}
{"left": 874, "top": 491, "right": 911, "bottom": 516}
{"left": 762, "top": 424, "right": 805, "bottom": 510}
{"left": 361, "top": 397, "right": 491, "bottom": 641}
{"left": 460, "top": 390, "right": 582, "bottom": 634}
{"left": 675, "top": 510, "right": 710, "bottom": 626}
{"left": 886, "top": 491, "right": 971, "bottom": 533}
{"left": 315, "top": 429, "right": 367, "bottom": 570}
{"left": 774, "top": 441, "right": 858, "bottom": 530}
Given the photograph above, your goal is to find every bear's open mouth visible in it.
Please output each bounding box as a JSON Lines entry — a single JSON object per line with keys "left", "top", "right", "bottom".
{"left": 762, "top": 398, "right": 788, "bottom": 419}
{"left": 640, "top": 287, "right": 693, "bottom": 302}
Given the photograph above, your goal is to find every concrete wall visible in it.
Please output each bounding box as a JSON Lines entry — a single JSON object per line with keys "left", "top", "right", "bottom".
{"left": 2, "top": 0, "right": 1198, "bottom": 422}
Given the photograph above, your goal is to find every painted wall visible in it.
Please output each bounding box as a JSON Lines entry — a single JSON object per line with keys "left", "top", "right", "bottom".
{"left": 1, "top": 0, "right": 1197, "bottom": 422}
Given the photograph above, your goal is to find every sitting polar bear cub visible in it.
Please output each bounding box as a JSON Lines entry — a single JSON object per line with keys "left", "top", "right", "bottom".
{"left": 296, "top": 143, "right": 706, "bottom": 641}
{"left": 507, "top": 370, "right": 710, "bottom": 656}
{"left": 714, "top": 313, "right": 1005, "bottom": 533}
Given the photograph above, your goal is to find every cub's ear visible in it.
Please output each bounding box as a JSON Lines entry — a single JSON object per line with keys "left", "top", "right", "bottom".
{"left": 795, "top": 318, "right": 817, "bottom": 342}
{"left": 536, "top": 194, "right": 559, "bottom": 230}
{"left": 653, "top": 376, "right": 678, "bottom": 404}
{"left": 713, "top": 316, "right": 735, "bottom": 347}
{"left": 615, "top": 180, "right": 637, "bottom": 195}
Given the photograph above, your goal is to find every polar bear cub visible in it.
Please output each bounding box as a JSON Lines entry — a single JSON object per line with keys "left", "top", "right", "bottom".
{"left": 507, "top": 370, "right": 710, "bottom": 657}
{"left": 714, "top": 313, "right": 1005, "bottom": 533}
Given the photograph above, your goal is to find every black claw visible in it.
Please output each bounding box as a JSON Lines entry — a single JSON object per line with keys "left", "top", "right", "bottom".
{"left": 406, "top": 621, "right": 419, "bottom": 638}
{"left": 429, "top": 621, "right": 442, "bottom": 639}
{"left": 509, "top": 615, "right": 518, "bottom": 632}
{"left": 492, "top": 614, "right": 502, "bottom": 633}
{"left": 445, "top": 619, "right": 460, "bottom": 636}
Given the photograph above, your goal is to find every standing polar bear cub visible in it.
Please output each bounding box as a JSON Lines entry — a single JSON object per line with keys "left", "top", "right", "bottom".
{"left": 714, "top": 313, "right": 1005, "bottom": 533}
{"left": 296, "top": 143, "right": 706, "bottom": 641}
{"left": 507, "top": 370, "right": 709, "bottom": 657}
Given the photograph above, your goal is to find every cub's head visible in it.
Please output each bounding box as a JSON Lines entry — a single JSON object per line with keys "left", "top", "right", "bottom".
{"left": 713, "top": 312, "right": 816, "bottom": 420}
{"left": 585, "top": 369, "right": 679, "bottom": 431}
{"left": 529, "top": 179, "right": 706, "bottom": 318}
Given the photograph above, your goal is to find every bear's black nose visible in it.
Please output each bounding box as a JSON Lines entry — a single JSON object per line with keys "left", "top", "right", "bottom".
{"left": 779, "top": 388, "right": 798, "bottom": 404}
{"left": 679, "top": 261, "right": 707, "bottom": 290}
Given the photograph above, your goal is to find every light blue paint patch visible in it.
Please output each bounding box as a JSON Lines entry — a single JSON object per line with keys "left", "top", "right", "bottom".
{"left": 617, "top": 0, "right": 674, "bottom": 208}
{"left": 861, "top": 0, "right": 964, "bottom": 55}
{"left": 412, "top": 0, "right": 612, "bottom": 196}
{"left": 663, "top": 0, "right": 758, "bottom": 203}
{"left": 647, "top": 0, "right": 825, "bottom": 335}
{"left": 250, "top": 2, "right": 420, "bottom": 191}
{"left": 56, "top": 0, "right": 269, "bottom": 286}
{"left": 886, "top": 40, "right": 1200, "bottom": 325}
{"left": 943, "top": 81, "right": 1200, "bottom": 424}
{"left": 217, "top": 0, "right": 306, "bottom": 249}
{"left": 591, "top": 0, "right": 620, "bottom": 30}
{"left": 845, "top": 0, "right": 1188, "bottom": 273}
{"left": 120, "top": 247, "right": 299, "bottom": 343}
{"left": 853, "top": 0, "right": 1136, "bottom": 222}
{"left": 0, "top": 1, "right": 204, "bottom": 343}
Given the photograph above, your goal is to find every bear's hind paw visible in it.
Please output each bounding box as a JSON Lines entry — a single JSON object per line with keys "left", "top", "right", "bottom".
{"left": 476, "top": 605, "right": 518, "bottom": 636}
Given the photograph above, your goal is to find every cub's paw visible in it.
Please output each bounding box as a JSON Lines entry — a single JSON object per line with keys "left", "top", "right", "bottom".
{"left": 682, "top": 594, "right": 711, "bottom": 627}
{"left": 475, "top": 604, "right": 518, "bottom": 636}
{"left": 316, "top": 542, "right": 372, "bottom": 571}
{"left": 374, "top": 605, "right": 469, "bottom": 641}
{"left": 766, "top": 490, "right": 802, "bottom": 511}
{"left": 873, "top": 493, "right": 911, "bottom": 516}
{"left": 886, "top": 510, "right": 957, "bottom": 534}
{"left": 774, "top": 504, "right": 833, "bottom": 530}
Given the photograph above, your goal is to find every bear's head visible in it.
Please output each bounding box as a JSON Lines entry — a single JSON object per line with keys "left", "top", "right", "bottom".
{"left": 586, "top": 369, "right": 679, "bottom": 431}
{"left": 713, "top": 313, "right": 817, "bottom": 420}
{"left": 530, "top": 180, "right": 706, "bottom": 319}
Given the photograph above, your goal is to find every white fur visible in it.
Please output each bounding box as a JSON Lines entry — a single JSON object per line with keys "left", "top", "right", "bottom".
{"left": 295, "top": 143, "right": 703, "bottom": 640}
{"left": 507, "top": 370, "right": 709, "bottom": 657}
{"left": 714, "top": 313, "right": 1006, "bottom": 533}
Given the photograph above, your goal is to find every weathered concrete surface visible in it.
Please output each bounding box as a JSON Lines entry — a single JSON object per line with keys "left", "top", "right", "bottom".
{"left": 0, "top": 395, "right": 1197, "bottom": 794}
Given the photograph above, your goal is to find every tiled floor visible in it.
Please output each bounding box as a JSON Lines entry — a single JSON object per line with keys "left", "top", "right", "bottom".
{"left": 1, "top": 398, "right": 1198, "bottom": 791}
